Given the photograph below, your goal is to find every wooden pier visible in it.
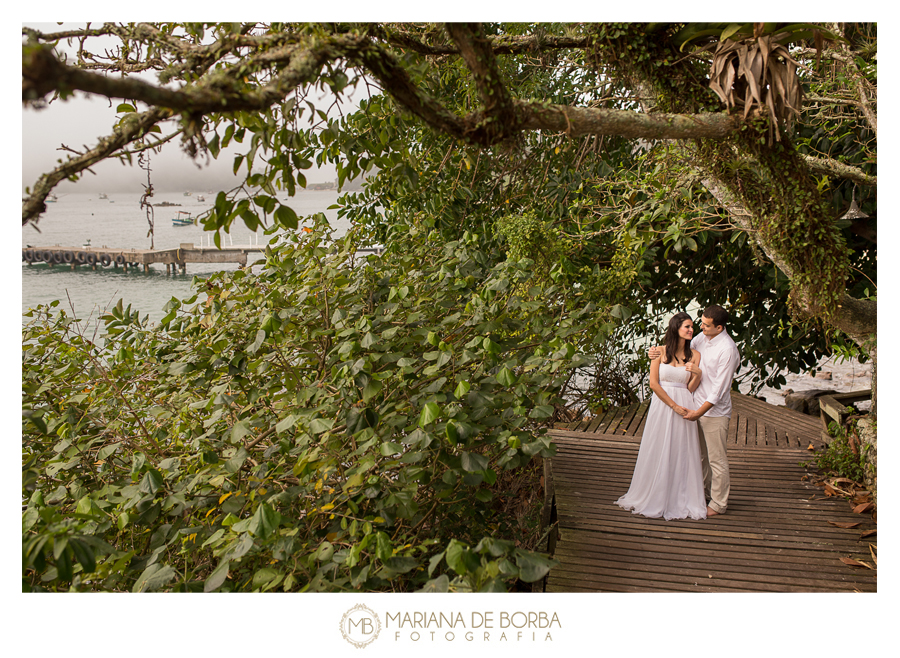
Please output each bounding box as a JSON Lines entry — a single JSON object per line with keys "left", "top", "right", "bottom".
{"left": 541, "top": 393, "right": 877, "bottom": 592}
{"left": 23, "top": 243, "right": 263, "bottom": 275}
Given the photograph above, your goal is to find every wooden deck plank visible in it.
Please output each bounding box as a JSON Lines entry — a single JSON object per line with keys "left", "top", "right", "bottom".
{"left": 601, "top": 403, "right": 630, "bottom": 434}
{"left": 551, "top": 547, "right": 871, "bottom": 590}
{"left": 585, "top": 415, "right": 604, "bottom": 433}
{"left": 623, "top": 401, "right": 649, "bottom": 436}
{"left": 555, "top": 529, "right": 876, "bottom": 573}
{"left": 543, "top": 393, "right": 876, "bottom": 593}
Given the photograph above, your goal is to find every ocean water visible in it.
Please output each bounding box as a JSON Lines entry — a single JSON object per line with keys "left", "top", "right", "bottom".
{"left": 22, "top": 190, "right": 346, "bottom": 325}
{"left": 22, "top": 191, "right": 871, "bottom": 404}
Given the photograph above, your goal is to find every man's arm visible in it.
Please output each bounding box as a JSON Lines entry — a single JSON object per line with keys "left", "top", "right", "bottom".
{"left": 684, "top": 402, "right": 713, "bottom": 422}
{"left": 700, "top": 346, "right": 740, "bottom": 410}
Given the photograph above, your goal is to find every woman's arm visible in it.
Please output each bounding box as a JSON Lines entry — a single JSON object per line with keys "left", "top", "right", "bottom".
{"left": 687, "top": 352, "right": 702, "bottom": 393}
{"left": 650, "top": 347, "right": 686, "bottom": 414}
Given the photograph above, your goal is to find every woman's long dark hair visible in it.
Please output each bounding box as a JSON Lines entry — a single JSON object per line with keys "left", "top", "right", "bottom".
{"left": 663, "top": 312, "right": 693, "bottom": 365}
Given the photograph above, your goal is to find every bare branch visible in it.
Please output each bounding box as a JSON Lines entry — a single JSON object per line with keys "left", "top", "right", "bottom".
{"left": 22, "top": 107, "right": 172, "bottom": 225}
{"left": 23, "top": 24, "right": 117, "bottom": 42}
{"left": 827, "top": 23, "right": 877, "bottom": 137}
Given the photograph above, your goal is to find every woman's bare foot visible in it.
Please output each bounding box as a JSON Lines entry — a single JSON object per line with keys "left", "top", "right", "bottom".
{"left": 706, "top": 506, "right": 721, "bottom": 517}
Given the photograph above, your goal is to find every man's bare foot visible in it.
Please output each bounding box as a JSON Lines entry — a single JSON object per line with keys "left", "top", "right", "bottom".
{"left": 706, "top": 506, "right": 721, "bottom": 517}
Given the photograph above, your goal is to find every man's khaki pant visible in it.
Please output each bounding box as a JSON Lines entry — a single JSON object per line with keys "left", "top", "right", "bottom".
{"left": 698, "top": 415, "right": 731, "bottom": 514}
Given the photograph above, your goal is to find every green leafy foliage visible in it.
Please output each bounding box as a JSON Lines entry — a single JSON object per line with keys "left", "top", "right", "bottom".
{"left": 814, "top": 419, "right": 868, "bottom": 483}
{"left": 22, "top": 216, "right": 585, "bottom": 592}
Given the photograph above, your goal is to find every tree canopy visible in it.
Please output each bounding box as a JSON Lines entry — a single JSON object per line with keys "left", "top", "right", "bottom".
{"left": 22, "top": 22, "right": 876, "bottom": 592}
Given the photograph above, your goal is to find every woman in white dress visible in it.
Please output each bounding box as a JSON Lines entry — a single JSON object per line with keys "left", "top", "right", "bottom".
{"left": 615, "top": 312, "right": 707, "bottom": 520}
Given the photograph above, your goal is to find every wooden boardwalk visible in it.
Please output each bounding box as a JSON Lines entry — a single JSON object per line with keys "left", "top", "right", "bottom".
{"left": 22, "top": 244, "right": 263, "bottom": 274}
{"left": 543, "top": 393, "right": 877, "bottom": 592}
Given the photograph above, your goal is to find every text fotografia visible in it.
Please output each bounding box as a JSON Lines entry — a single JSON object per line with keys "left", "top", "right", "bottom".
{"left": 387, "top": 611, "right": 561, "bottom": 642}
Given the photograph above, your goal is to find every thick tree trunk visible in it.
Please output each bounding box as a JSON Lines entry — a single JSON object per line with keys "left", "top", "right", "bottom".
{"left": 702, "top": 174, "right": 877, "bottom": 500}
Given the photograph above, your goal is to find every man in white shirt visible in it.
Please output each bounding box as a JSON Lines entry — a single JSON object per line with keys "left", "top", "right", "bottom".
{"left": 650, "top": 305, "right": 740, "bottom": 516}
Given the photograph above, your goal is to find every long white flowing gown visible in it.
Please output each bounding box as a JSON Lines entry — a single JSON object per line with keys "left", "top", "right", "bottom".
{"left": 615, "top": 363, "right": 707, "bottom": 520}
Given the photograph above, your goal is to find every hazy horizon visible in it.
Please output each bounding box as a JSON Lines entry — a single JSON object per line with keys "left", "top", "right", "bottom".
{"left": 22, "top": 22, "right": 365, "bottom": 197}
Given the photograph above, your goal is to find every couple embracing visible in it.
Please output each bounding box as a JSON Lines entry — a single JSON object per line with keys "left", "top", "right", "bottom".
{"left": 616, "top": 305, "right": 740, "bottom": 521}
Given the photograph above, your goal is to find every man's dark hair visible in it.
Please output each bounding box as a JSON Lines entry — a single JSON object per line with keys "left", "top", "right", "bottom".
{"left": 703, "top": 305, "right": 729, "bottom": 329}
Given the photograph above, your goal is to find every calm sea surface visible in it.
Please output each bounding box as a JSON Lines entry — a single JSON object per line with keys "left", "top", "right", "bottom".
{"left": 22, "top": 190, "right": 346, "bottom": 325}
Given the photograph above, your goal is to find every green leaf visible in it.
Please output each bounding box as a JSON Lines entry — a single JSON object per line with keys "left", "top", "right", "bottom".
{"left": 460, "top": 451, "right": 489, "bottom": 472}
{"left": 475, "top": 489, "right": 493, "bottom": 502}
{"left": 68, "top": 538, "right": 96, "bottom": 574}
{"left": 23, "top": 410, "right": 48, "bottom": 434}
{"left": 418, "top": 402, "right": 441, "bottom": 427}
{"left": 514, "top": 549, "right": 558, "bottom": 582}
{"left": 309, "top": 417, "right": 335, "bottom": 434}
{"left": 529, "top": 405, "right": 555, "bottom": 419}
{"left": 375, "top": 532, "right": 392, "bottom": 562}
{"left": 361, "top": 331, "right": 377, "bottom": 348}
{"left": 208, "top": 132, "right": 221, "bottom": 158}
{"left": 97, "top": 443, "right": 121, "bottom": 460}
{"left": 204, "top": 560, "right": 230, "bottom": 592}
{"left": 496, "top": 367, "right": 516, "bottom": 387}
{"left": 224, "top": 448, "right": 249, "bottom": 473}
{"left": 315, "top": 541, "right": 335, "bottom": 562}
{"left": 380, "top": 441, "right": 403, "bottom": 456}
{"left": 116, "top": 103, "right": 136, "bottom": 113}
{"left": 445, "top": 539, "right": 480, "bottom": 576}
{"left": 133, "top": 563, "right": 177, "bottom": 592}
{"left": 453, "top": 380, "right": 471, "bottom": 399}
{"left": 224, "top": 534, "right": 254, "bottom": 560}
{"left": 275, "top": 414, "right": 297, "bottom": 434}
{"left": 230, "top": 419, "right": 252, "bottom": 443}
{"left": 56, "top": 546, "right": 73, "bottom": 581}
{"left": 252, "top": 567, "right": 283, "bottom": 590}
{"left": 362, "top": 380, "right": 383, "bottom": 403}
{"left": 720, "top": 23, "right": 747, "bottom": 41}
{"left": 445, "top": 420, "right": 459, "bottom": 443}
{"left": 274, "top": 204, "right": 299, "bottom": 229}
{"left": 428, "top": 551, "right": 445, "bottom": 576}
{"left": 138, "top": 469, "right": 164, "bottom": 495}
{"left": 419, "top": 574, "right": 450, "bottom": 592}
{"left": 385, "top": 556, "right": 418, "bottom": 574}
{"left": 247, "top": 503, "right": 281, "bottom": 540}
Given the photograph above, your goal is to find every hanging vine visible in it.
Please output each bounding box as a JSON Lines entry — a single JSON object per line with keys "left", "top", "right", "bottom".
{"left": 138, "top": 150, "right": 155, "bottom": 250}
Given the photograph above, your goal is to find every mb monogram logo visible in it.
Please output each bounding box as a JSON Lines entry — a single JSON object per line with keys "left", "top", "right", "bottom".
{"left": 340, "top": 604, "right": 382, "bottom": 648}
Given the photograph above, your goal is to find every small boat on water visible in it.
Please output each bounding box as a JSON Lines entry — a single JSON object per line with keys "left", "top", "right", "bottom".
{"left": 183, "top": 190, "right": 192, "bottom": 197}
{"left": 99, "top": 193, "right": 108, "bottom": 200}
{"left": 172, "top": 211, "right": 195, "bottom": 227}
{"left": 197, "top": 194, "right": 205, "bottom": 202}
{"left": 46, "top": 194, "right": 58, "bottom": 203}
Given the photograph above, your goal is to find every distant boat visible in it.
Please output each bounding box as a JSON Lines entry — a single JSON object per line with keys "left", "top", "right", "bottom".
{"left": 197, "top": 194, "right": 205, "bottom": 202}
{"left": 99, "top": 193, "right": 108, "bottom": 200}
{"left": 172, "top": 211, "right": 195, "bottom": 227}
{"left": 183, "top": 191, "right": 192, "bottom": 196}
{"left": 46, "top": 194, "right": 58, "bottom": 203}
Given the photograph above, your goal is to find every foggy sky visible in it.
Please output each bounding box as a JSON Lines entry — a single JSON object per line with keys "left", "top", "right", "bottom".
{"left": 21, "top": 22, "right": 358, "bottom": 195}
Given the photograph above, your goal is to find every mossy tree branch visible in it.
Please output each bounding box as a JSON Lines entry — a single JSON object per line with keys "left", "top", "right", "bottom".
{"left": 444, "top": 22, "right": 523, "bottom": 143}
{"left": 802, "top": 155, "right": 876, "bottom": 187}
